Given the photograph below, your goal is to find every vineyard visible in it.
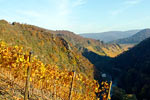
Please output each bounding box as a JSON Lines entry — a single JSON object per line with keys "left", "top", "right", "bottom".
{"left": 0, "top": 41, "right": 111, "bottom": 100}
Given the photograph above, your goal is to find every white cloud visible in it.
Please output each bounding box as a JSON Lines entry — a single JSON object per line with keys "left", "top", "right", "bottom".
{"left": 58, "top": 0, "right": 70, "bottom": 16}
{"left": 110, "top": 6, "right": 129, "bottom": 16}
{"left": 57, "top": 0, "right": 86, "bottom": 16}
{"left": 51, "top": 0, "right": 87, "bottom": 31}
{"left": 72, "top": 0, "right": 86, "bottom": 7}
{"left": 125, "top": 0, "right": 142, "bottom": 5}
{"left": 110, "top": 0, "right": 142, "bottom": 16}
{"left": 0, "top": 0, "right": 87, "bottom": 33}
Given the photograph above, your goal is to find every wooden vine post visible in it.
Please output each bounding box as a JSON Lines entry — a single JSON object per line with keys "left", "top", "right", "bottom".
{"left": 69, "top": 70, "right": 76, "bottom": 100}
{"left": 24, "top": 51, "right": 33, "bottom": 100}
{"left": 107, "top": 81, "right": 112, "bottom": 100}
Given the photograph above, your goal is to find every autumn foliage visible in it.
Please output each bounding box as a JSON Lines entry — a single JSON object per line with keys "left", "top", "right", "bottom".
{"left": 0, "top": 41, "right": 110, "bottom": 100}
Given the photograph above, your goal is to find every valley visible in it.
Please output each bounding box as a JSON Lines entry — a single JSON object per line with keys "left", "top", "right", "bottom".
{"left": 1, "top": 0, "right": 150, "bottom": 100}
{"left": 0, "top": 20, "right": 150, "bottom": 100}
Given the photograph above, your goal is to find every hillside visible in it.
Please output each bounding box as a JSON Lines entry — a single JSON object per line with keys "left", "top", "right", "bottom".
{"left": 0, "top": 41, "right": 107, "bottom": 100}
{"left": 0, "top": 20, "right": 94, "bottom": 78}
{"left": 0, "top": 20, "right": 112, "bottom": 100}
{"left": 50, "top": 30, "right": 126, "bottom": 58}
{"left": 80, "top": 30, "right": 140, "bottom": 42}
{"left": 0, "top": 19, "right": 127, "bottom": 78}
{"left": 111, "top": 29, "right": 150, "bottom": 44}
{"left": 110, "top": 37, "right": 150, "bottom": 100}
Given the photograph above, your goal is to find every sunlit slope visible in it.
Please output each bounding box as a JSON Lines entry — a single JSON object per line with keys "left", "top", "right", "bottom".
{"left": 0, "top": 20, "right": 94, "bottom": 78}
{"left": 0, "top": 42, "right": 104, "bottom": 100}
{"left": 51, "top": 30, "right": 126, "bottom": 57}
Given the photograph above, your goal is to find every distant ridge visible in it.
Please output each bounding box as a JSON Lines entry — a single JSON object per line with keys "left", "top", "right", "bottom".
{"left": 80, "top": 30, "right": 140, "bottom": 42}
{"left": 111, "top": 29, "right": 150, "bottom": 44}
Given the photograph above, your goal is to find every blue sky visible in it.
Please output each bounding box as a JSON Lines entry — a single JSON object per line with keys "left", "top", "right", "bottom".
{"left": 0, "top": 0, "right": 150, "bottom": 34}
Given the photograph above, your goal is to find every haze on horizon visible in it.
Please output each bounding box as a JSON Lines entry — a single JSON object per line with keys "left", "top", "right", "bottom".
{"left": 0, "top": 0, "right": 150, "bottom": 34}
